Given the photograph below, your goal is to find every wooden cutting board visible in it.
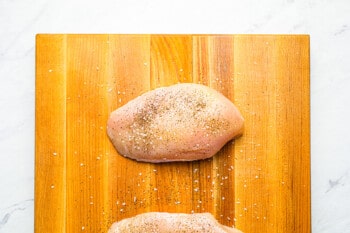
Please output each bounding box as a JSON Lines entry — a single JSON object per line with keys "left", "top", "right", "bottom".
{"left": 35, "top": 34, "right": 310, "bottom": 233}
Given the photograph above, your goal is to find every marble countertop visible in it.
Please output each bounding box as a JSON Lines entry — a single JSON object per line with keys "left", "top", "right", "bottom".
{"left": 1, "top": 0, "right": 349, "bottom": 232}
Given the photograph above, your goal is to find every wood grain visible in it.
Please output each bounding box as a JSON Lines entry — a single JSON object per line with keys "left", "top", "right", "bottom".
{"left": 35, "top": 34, "right": 310, "bottom": 233}
{"left": 35, "top": 34, "right": 67, "bottom": 232}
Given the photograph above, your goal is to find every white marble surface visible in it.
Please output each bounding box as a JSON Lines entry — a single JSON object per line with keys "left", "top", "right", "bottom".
{"left": 0, "top": 0, "right": 349, "bottom": 232}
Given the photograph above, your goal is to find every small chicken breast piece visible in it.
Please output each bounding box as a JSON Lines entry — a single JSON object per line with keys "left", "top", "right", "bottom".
{"left": 107, "top": 83, "right": 244, "bottom": 162}
{"left": 108, "top": 212, "right": 243, "bottom": 233}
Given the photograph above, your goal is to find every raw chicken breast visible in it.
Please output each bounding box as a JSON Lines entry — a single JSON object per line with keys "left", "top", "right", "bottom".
{"left": 107, "top": 83, "right": 244, "bottom": 162}
{"left": 108, "top": 212, "right": 243, "bottom": 233}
